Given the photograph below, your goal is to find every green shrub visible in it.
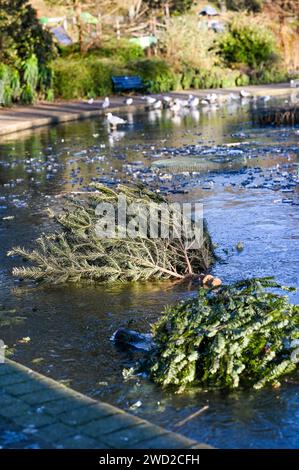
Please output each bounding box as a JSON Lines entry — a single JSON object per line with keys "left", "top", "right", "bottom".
{"left": 160, "top": 15, "right": 217, "bottom": 71}
{"left": 0, "top": 0, "right": 55, "bottom": 104}
{"left": 0, "top": 63, "right": 21, "bottom": 106}
{"left": 225, "top": 0, "right": 263, "bottom": 12}
{"left": 129, "top": 59, "right": 178, "bottom": 93}
{"left": 87, "top": 60, "right": 114, "bottom": 97}
{"left": 21, "top": 83, "right": 35, "bottom": 104}
{"left": 236, "top": 73, "right": 250, "bottom": 86}
{"left": 221, "top": 69, "right": 241, "bottom": 87}
{"left": 189, "top": 67, "right": 240, "bottom": 89}
{"left": 181, "top": 68, "right": 196, "bottom": 89}
{"left": 216, "top": 13, "right": 279, "bottom": 69}
{"left": 250, "top": 67, "right": 290, "bottom": 85}
{"left": 92, "top": 39, "right": 144, "bottom": 63}
{"left": 53, "top": 58, "right": 95, "bottom": 99}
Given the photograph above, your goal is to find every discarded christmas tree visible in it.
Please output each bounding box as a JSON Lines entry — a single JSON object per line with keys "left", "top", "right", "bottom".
{"left": 8, "top": 183, "right": 214, "bottom": 284}
{"left": 148, "top": 277, "right": 299, "bottom": 391}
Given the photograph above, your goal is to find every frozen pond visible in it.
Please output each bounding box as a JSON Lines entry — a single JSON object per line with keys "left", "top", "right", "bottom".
{"left": 0, "top": 95, "right": 298, "bottom": 448}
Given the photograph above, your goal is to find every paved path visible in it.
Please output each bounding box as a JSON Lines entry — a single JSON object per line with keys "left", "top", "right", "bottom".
{"left": 0, "top": 83, "right": 294, "bottom": 138}
{"left": 0, "top": 359, "right": 211, "bottom": 449}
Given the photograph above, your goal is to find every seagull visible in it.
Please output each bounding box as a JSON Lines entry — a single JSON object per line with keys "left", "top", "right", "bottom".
{"left": 170, "top": 99, "right": 181, "bottom": 114}
{"left": 228, "top": 92, "right": 240, "bottom": 102}
{"left": 240, "top": 90, "right": 251, "bottom": 98}
{"left": 152, "top": 99, "right": 162, "bottom": 109}
{"left": 106, "top": 112, "right": 126, "bottom": 130}
{"left": 162, "top": 96, "right": 173, "bottom": 108}
{"left": 260, "top": 95, "right": 270, "bottom": 102}
{"left": 205, "top": 93, "right": 218, "bottom": 104}
{"left": 163, "top": 96, "right": 172, "bottom": 104}
{"left": 178, "top": 98, "right": 189, "bottom": 107}
{"left": 145, "top": 96, "right": 157, "bottom": 105}
{"left": 87, "top": 98, "right": 94, "bottom": 105}
{"left": 124, "top": 98, "right": 133, "bottom": 105}
{"left": 102, "top": 97, "right": 110, "bottom": 109}
{"left": 188, "top": 95, "right": 199, "bottom": 108}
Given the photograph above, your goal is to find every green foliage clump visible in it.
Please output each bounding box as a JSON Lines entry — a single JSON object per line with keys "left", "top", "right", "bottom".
{"left": 150, "top": 278, "right": 299, "bottom": 391}
{"left": 216, "top": 14, "right": 278, "bottom": 69}
{"left": 53, "top": 54, "right": 133, "bottom": 99}
{"left": 89, "top": 39, "right": 144, "bottom": 63}
{"left": 129, "top": 59, "right": 178, "bottom": 93}
{"left": 53, "top": 55, "right": 180, "bottom": 97}
{"left": 160, "top": 15, "right": 217, "bottom": 72}
{"left": 8, "top": 184, "right": 213, "bottom": 284}
{"left": 0, "top": 0, "right": 55, "bottom": 104}
{"left": 0, "top": 63, "right": 20, "bottom": 106}
{"left": 250, "top": 66, "right": 290, "bottom": 85}
{"left": 53, "top": 57, "right": 100, "bottom": 99}
{"left": 224, "top": 0, "right": 263, "bottom": 12}
{"left": 181, "top": 66, "right": 247, "bottom": 90}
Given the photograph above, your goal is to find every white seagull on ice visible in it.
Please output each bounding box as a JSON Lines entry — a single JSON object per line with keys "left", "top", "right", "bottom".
{"left": 106, "top": 112, "right": 127, "bottom": 130}
{"left": 102, "top": 97, "right": 110, "bottom": 109}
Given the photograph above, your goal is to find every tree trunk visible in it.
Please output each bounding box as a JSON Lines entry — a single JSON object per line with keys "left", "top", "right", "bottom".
{"left": 74, "top": 1, "right": 83, "bottom": 53}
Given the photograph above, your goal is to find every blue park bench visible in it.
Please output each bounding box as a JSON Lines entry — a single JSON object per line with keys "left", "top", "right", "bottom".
{"left": 111, "top": 75, "right": 147, "bottom": 93}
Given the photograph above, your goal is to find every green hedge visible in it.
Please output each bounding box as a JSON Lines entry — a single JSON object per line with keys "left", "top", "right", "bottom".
{"left": 216, "top": 14, "right": 278, "bottom": 69}
{"left": 129, "top": 58, "right": 179, "bottom": 93}
{"left": 52, "top": 51, "right": 289, "bottom": 100}
{"left": 53, "top": 56, "right": 180, "bottom": 98}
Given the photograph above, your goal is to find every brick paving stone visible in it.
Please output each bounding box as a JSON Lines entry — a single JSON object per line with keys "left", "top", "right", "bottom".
{"left": 0, "top": 364, "right": 14, "bottom": 376}
{"left": 56, "top": 434, "right": 107, "bottom": 449}
{"left": 0, "top": 401, "right": 32, "bottom": 418}
{"left": 40, "top": 397, "right": 93, "bottom": 416}
{"left": 13, "top": 411, "right": 56, "bottom": 428}
{"left": 79, "top": 413, "right": 143, "bottom": 438}
{"left": 21, "top": 389, "right": 63, "bottom": 406}
{"left": 101, "top": 423, "right": 168, "bottom": 449}
{"left": 0, "top": 392, "right": 17, "bottom": 408}
{"left": 0, "top": 359, "right": 209, "bottom": 449}
{"left": 4, "top": 379, "right": 48, "bottom": 396}
{"left": 37, "top": 422, "right": 76, "bottom": 444}
{"left": 0, "top": 373, "right": 30, "bottom": 387}
{"left": 59, "top": 403, "right": 115, "bottom": 426}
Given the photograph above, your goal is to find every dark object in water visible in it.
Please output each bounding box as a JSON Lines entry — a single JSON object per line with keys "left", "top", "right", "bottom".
{"left": 255, "top": 106, "right": 299, "bottom": 126}
{"left": 111, "top": 328, "right": 155, "bottom": 352}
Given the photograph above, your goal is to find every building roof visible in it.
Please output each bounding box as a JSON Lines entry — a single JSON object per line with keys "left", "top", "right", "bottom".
{"left": 199, "top": 5, "right": 219, "bottom": 16}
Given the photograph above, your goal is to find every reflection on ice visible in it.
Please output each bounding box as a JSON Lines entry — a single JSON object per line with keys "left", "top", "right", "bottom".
{"left": 108, "top": 130, "right": 126, "bottom": 146}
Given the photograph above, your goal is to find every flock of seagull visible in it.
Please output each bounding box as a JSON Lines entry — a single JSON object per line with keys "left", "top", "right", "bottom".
{"left": 86, "top": 89, "right": 271, "bottom": 131}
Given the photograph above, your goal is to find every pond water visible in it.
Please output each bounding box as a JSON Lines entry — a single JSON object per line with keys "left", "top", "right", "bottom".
{"left": 0, "top": 95, "right": 299, "bottom": 448}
